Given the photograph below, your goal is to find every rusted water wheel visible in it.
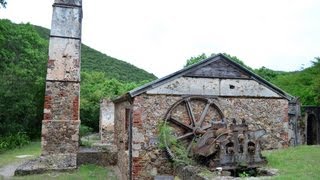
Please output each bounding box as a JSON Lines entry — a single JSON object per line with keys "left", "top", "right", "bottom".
{"left": 163, "top": 96, "right": 224, "bottom": 160}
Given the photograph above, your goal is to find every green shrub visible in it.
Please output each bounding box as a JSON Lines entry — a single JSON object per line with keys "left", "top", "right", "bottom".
{"left": 79, "top": 124, "right": 93, "bottom": 137}
{"left": 0, "top": 132, "right": 30, "bottom": 152}
{"left": 158, "top": 122, "right": 195, "bottom": 166}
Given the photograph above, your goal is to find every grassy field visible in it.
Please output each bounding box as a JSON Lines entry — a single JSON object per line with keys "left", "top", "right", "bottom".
{"left": 0, "top": 141, "right": 117, "bottom": 179}
{"left": 0, "top": 141, "right": 41, "bottom": 167}
{"left": 11, "top": 164, "right": 116, "bottom": 180}
{"left": 264, "top": 145, "right": 320, "bottom": 179}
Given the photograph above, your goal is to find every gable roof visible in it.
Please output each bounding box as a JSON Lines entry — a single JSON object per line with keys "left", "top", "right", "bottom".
{"left": 120, "top": 53, "right": 293, "bottom": 101}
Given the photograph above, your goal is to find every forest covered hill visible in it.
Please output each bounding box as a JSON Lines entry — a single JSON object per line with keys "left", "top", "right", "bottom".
{"left": 0, "top": 19, "right": 156, "bottom": 148}
{"left": 32, "top": 25, "right": 157, "bottom": 83}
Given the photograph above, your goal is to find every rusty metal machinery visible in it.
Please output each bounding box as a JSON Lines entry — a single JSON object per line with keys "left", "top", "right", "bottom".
{"left": 164, "top": 96, "right": 267, "bottom": 170}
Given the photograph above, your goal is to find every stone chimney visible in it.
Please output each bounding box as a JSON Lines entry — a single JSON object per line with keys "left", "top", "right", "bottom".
{"left": 41, "top": 0, "right": 82, "bottom": 169}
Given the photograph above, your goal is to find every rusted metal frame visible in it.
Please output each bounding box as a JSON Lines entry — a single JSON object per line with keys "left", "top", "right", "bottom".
{"left": 177, "top": 132, "right": 193, "bottom": 140}
{"left": 198, "top": 101, "right": 210, "bottom": 127}
{"left": 169, "top": 117, "right": 193, "bottom": 131}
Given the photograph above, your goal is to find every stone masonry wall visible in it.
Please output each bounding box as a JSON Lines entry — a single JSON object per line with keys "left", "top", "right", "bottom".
{"left": 114, "top": 100, "right": 131, "bottom": 180}
{"left": 131, "top": 95, "right": 180, "bottom": 179}
{"left": 130, "top": 94, "right": 290, "bottom": 179}
{"left": 100, "top": 99, "right": 115, "bottom": 144}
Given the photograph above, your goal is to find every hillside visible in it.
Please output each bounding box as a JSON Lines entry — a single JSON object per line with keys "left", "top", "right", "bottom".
{"left": 32, "top": 25, "right": 157, "bottom": 83}
{"left": 0, "top": 19, "right": 156, "bottom": 143}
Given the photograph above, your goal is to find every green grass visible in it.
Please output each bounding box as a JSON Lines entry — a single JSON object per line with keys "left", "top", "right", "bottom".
{"left": 0, "top": 141, "right": 117, "bottom": 179}
{"left": 11, "top": 164, "right": 116, "bottom": 180}
{"left": 264, "top": 145, "right": 320, "bottom": 179}
{"left": 0, "top": 141, "right": 41, "bottom": 167}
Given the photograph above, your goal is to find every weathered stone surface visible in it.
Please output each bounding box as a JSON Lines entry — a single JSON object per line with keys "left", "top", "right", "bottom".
{"left": 114, "top": 101, "right": 131, "bottom": 180}
{"left": 220, "top": 79, "right": 280, "bottom": 97}
{"left": 36, "top": 0, "right": 82, "bottom": 174}
{"left": 100, "top": 99, "right": 115, "bottom": 143}
{"left": 147, "top": 77, "right": 220, "bottom": 95}
{"left": 219, "top": 98, "right": 290, "bottom": 149}
{"left": 146, "top": 77, "right": 281, "bottom": 98}
{"left": 175, "top": 165, "right": 206, "bottom": 180}
{"left": 114, "top": 93, "right": 292, "bottom": 179}
{"left": 41, "top": 120, "right": 80, "bottom": 155}
{"left": 257, "top": 167, "right": 278, "bottom": 176}
{"left": 77, "top": 146, "right": 117, "bottom": 166}
{"left": 43, "top": 82, "right": 80, "bottom": 121}
{"left": 51, "top": 6, "right": 82, "bottom": 38}
{"left": 46, "top": 38, "right": 81, "bottom": 81}
{"left": 154, "top": 175, "right": 175, "bottom": 180}
{"left": 15, "top": 154, "right": 77, "bottom": 176}
{"left": 54, "top": 0, "right": 82, "bottom": 6}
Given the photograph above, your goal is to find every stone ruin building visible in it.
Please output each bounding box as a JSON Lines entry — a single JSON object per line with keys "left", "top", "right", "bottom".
{"left": 106, "top": 54, "right": 302, "bottom": 179}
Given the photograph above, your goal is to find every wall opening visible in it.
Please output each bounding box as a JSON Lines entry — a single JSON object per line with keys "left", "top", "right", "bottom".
{"left": 307, "top": 114, "right": 318, "bottom": 145}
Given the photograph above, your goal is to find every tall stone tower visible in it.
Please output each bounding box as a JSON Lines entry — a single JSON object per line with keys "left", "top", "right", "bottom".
{"left": 42, "top": 0, "right": 82, "bottom": 169}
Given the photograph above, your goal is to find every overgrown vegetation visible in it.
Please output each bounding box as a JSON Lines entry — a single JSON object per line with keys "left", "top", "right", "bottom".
{"left": 0, "top": 132, "right": 30, "bottom": 152}
{"left": 158, "top": 122, "right": 195, "bottom": 166}
{"left": 0, "top": 19, "right": 156, "bottom": 151}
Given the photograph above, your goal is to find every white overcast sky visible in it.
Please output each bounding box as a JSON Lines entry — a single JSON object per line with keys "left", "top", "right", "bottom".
{"left": 1, "top": 0, "right": 319, "bottom": 77}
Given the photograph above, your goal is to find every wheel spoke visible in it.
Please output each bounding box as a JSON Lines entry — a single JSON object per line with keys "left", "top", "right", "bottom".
{"left": 202, "top": 124, "right": 211, "bottom": 130}
{"left": 169, "top": 117, "right": 193, "bottom": 131}
{"left": 185, "top": 99, "right": 196, "bottom": 127}
{"left": 187, "top": 137, "right": 195, "bottom": 156}
{"left": 198, "top": 102, "right": 210, "bottom": 127}
{"left": 177, "top": 132, "right": 194, "bottom": 140}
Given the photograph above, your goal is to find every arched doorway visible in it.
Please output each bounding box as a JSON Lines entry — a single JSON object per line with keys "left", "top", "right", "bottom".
{"left": 307, "top": 114, "right": 318, "bottom": 145}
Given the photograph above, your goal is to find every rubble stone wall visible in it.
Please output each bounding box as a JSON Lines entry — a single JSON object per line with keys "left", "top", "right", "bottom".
{"left": 114, "top": 100, "right": 131, "bottom": 180}
{"left": 129, "top": 93, "right": 291, "bottom": 179}
{"left": 42, "top": 120, "right": 80, "bottom": 155}
{"left": 100, "top": 99, "right": 115, "bottom": 144}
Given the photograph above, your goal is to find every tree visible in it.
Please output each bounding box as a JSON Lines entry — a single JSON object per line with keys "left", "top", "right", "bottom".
{"left": 0, "top": 0, "right": 7, "bottom": 8}
{"left": 184, "top": 52, "right": 252, "bottom": 70}
{"left": 184, "top": 53, "right": 207, "bottom": 67}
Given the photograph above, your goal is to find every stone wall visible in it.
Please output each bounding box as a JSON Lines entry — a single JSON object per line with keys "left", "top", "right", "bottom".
{"left": 114, "top": 100, "right": 131, "bottom": 180}
{"left": 42, "top": 120, "right": 80, "bottom": 155}
{"left": 128, "top": 93, "right": 291, "bottom": 179}
{"left": 100, "top": 99, "right": 115, "bottom": 144}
